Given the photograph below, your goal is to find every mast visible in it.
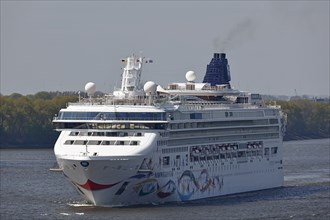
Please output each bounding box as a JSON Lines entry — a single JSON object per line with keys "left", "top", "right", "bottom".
{"left": 113, "top": 54, "right": 149, "bottom": 99}
{"left": 120, "top": 55, "right": 143, "bottom": 92}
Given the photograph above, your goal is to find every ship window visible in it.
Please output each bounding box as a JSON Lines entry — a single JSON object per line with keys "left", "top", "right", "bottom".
{"left": 73, "top": 140, "right": 87, "bottom": 145}
{"left": 175, "top": 155, "right": 181, "bottom": 166}
{"left": 238, "top": 151, "right": 245, "bottom": 158}
{"left": 169, "top": 84, "right": 178, "bottom": 90}
{"left": 127, "top": 86, "right": 134, "bottom": 91}
{"left": 264, "top": 148, "right": 269, "bottom": 156}
{"left": 236, "top": 96, "right": 248, "bottom": 103}
{"left": 69, "top": 132, "right": 79, "bottom": 136}
{"left": 118, "top": 132, "right": 127, "bottom": 137}
{"left": 190, "top": 113, "right": 202, "bottom": 119}
{"left": 191, "top": 156, "right": 199, "bottom": 162}
{"left": 271, "top": 147, "right": 278, "bottom": 154}
{"left": 64, "top": 140, "right": 74, "bottom": 145}
{"left": 251, "top": 94, "right": 262, "bottom": 100}
{"left": 102, "top": 141, "right": 110, "bottom": 145}
{"left": 269, "top": 119, "right": 278, "bottom": 124}
{"left": 130, "top": 141, "right": 138, "bottom": 146}
{"left": 163, "top": 156, "right": 170, "bottom": 166}
{"left": 87, "top": 140, "right": 102, "bottom": 145}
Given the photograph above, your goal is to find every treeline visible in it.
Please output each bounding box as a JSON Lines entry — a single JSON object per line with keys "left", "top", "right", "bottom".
{"left": 0, "top": 92, "right": 329, "bottom": 147}
{"left": 275, "top": 99, "right": 330, "bottom": 141}
{"left": 0, "top": 92, "right": 78, "bottom": 147}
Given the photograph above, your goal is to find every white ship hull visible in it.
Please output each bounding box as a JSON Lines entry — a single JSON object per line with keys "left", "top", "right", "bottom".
{"left": 53, "top": 53, "right": 286, "bottom": 206}
{"left": 55, "top": 136, "right": 283, "bottom": 206}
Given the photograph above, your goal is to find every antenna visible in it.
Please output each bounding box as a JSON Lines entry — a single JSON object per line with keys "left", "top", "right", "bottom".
{"left": 294, "top": 89, "right": 298, "bottom": 97}
{"left": 78, "top": 91, "right": 81, "bottom": 102}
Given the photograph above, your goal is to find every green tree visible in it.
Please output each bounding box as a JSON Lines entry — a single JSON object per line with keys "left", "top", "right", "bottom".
{"left": 0, "top": 92, "right": 78, "bottom": 147}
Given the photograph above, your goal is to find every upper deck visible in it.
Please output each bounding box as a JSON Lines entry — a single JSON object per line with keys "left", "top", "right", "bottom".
{"left": 53, "top": 53, "right": 285, "bottom": 132}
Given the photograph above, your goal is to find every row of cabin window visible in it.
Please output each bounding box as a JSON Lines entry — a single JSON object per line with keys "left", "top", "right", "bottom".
{"left": 58, "top": 112, "right": 166, "bottom": 121}
{"left": 161, "top": 147, "right": 278, "bottom": 166}
{"left": 157, "top": 140, "right": 168, "bottom": 146}
{"left": 265, "top": 147, "right": 278, "bottom": 155}
{"left": 191, "top": 150, "right": 262, "bottom": 160}
{"left": 189, "top": 111, "right": 266, "bottom": 120}
{"left": 69, "top": 131, "right": 143, "bottom": 137}
{"left": 161, "top": 147, "right": 188, "bottom": 154}
{"left": 56, "top": 122, "right": 167, "bottom": 130}
{"left": 190, "top": 150, "right": 263, "bottom": 162}
{"left": 170, "top": 126, "right": 278, "bottom": 139}
{"left": 169, "top": 119, "right": 270, "bottom": 129}
{"left": 189, "top": 147, "right": 278, "bottom": 162}
{"left": 63, "top": 140, "right": 139, "bottom": 146}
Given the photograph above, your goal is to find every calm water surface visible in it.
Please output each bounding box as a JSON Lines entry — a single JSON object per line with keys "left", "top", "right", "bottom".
{"left": 1, "top": 139, "right": 329, "bottom": 220}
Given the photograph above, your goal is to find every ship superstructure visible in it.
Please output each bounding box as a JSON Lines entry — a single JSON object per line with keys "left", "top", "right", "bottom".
{"left": 53, "top": 53, "right": 286, "bottom": 206}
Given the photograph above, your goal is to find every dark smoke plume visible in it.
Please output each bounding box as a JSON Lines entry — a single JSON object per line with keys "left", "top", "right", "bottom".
{"left": 213, "top": 18, "right": 257, "bottom": 52}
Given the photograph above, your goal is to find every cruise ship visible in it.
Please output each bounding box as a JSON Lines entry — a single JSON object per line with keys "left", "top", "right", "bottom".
{"left": 53, "top": 53, "right": 286, "bottom": 206}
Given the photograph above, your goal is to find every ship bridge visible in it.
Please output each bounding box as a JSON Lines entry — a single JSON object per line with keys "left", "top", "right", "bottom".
{"left": 53, "top": 105, "right": 168, "bottom": 131}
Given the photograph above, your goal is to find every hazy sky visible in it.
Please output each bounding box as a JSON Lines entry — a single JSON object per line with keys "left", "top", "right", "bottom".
{"left": 1, "top": 1, "right": 329, "bottom": 96}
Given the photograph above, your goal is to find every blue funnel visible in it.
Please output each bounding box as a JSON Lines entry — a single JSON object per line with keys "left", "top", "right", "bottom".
{"left": 203, "top": 53, "right": 231, "bottom": 87}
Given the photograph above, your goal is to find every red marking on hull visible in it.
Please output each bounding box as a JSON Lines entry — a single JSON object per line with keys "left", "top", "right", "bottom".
{"left": 78, "top": 179, "right": 121, "bottom": 191}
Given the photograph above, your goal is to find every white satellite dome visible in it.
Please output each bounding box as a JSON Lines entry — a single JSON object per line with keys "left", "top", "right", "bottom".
{"left": 186, "top": 71, "right": 196, "bottom": 82}
{"left": 143, "top": 81, "right": 157, "bottom": 94}
{"left": 85, "top": 82, "right": 96, "bottom": 96}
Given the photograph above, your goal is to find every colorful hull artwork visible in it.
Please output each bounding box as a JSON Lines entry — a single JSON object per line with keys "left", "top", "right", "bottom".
{"left": 132, "top": 169, "right": 223, "bottom": 200}
{"left": 72, "top": 169, "right": 223, "bottom": 202}
{"left": 133, "top": 178, "right": 177, "bottom": 198}
{"left": 177, "top": 169, "right": 224, "bottom": 201}
{"left": 70, "top": 169, "right": 223, "bottom": 201}
{"left": 157, "top": 180, "right": 176, "bottom": 198}
{"left": 133, "top": 178, "right": 159, "bottom": 196}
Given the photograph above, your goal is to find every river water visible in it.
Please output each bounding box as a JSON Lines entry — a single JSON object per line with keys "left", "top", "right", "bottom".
{"left": 0, "top": 139, "right": 329, "bottom": 220}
